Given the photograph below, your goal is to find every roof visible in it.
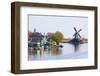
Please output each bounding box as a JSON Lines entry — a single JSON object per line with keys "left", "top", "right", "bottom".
{"left": 29, "top": 32, "right": 44, "bottom": 42}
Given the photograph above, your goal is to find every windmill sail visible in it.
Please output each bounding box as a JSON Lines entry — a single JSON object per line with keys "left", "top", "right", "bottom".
{"left": 73, "top": 27, "right": 82, "bottom": 39}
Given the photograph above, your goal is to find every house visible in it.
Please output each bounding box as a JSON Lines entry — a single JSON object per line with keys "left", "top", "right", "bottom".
{"left": 28, "top": 29, "right": 55, "bottom": 48}
{"left": 28, "top": 28, "right": 44, "bottom": 47}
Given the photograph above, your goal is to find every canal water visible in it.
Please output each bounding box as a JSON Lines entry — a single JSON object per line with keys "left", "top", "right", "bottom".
{"left": 28, "top": 43, "right": 88, "bottom": 61}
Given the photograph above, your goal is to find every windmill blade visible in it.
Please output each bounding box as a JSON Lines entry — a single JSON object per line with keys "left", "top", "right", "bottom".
{"left": 77, "top": 29, "right": 82, "bottom": 38}
{"left": 78, "top": 29, "right": 82, "bottom": 32}
{"left": 77, "top": 33, "right": 82, "bottom": 38}
{"left": 73, "top": 27, "right": 82, "bottom": 38}
{"left": 73, "top": 32, "right": 77, "bottom": 36}
{"left": 73, "top": 27, "right": 78, "bottom": 36}
{"left": 74, "top": 27, "right": 78, "bottom": 32}
{"left": 73, "top": 28, "right": 81, "bottom": 36}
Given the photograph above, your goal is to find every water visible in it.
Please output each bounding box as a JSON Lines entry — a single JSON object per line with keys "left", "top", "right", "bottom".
{"left": 28, "top": 43, "right": 88, "bottom": 61}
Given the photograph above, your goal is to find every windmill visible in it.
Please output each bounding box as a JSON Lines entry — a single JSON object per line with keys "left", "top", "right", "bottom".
{"left": 71, "top": 27, "right": 82, "bottom": 44}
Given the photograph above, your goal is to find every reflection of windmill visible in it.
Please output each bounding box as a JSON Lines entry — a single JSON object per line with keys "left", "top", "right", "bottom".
{"left": 71, "top": 27, "right": 82, "bottom": 44}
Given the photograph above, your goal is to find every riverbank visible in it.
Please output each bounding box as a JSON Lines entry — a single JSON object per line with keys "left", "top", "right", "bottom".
{"left": 61, "top": 38, "right": 88, "bottom": 44}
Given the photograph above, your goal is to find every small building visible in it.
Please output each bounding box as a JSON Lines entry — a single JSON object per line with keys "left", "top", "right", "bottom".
{"left": 28, "top": 28, "right": 44, "bottom": 47}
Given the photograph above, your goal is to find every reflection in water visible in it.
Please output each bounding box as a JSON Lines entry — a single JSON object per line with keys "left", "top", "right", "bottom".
{"left": 72, "top": 43, "right": 80, "bottom": 52}
{"left": 28, "top": 43, "right": 88, "bottom": 60}
{"left": 29, "top": 47, "right": 62, "bottom": 56}
{"left": 51, "top": 47, "right": 62, "bottom": 55}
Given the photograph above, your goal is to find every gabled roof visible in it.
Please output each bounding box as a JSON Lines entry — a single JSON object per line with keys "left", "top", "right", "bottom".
{"left": 29, "top": 32, "right": 44, "bottom": 42}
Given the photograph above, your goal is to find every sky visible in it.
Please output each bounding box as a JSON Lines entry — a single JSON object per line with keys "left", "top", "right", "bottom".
{"left": 28, "top": 15, "right": 88, "bottom": 38}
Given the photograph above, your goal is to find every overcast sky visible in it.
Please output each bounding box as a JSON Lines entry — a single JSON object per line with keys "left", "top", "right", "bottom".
{"left": 28, "top": 15, "right": 88, "bottom": 38}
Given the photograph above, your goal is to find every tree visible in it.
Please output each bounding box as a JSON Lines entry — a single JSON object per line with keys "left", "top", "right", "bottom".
{"left": 51, "top": 31, "right": 64, "bottom": 45}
